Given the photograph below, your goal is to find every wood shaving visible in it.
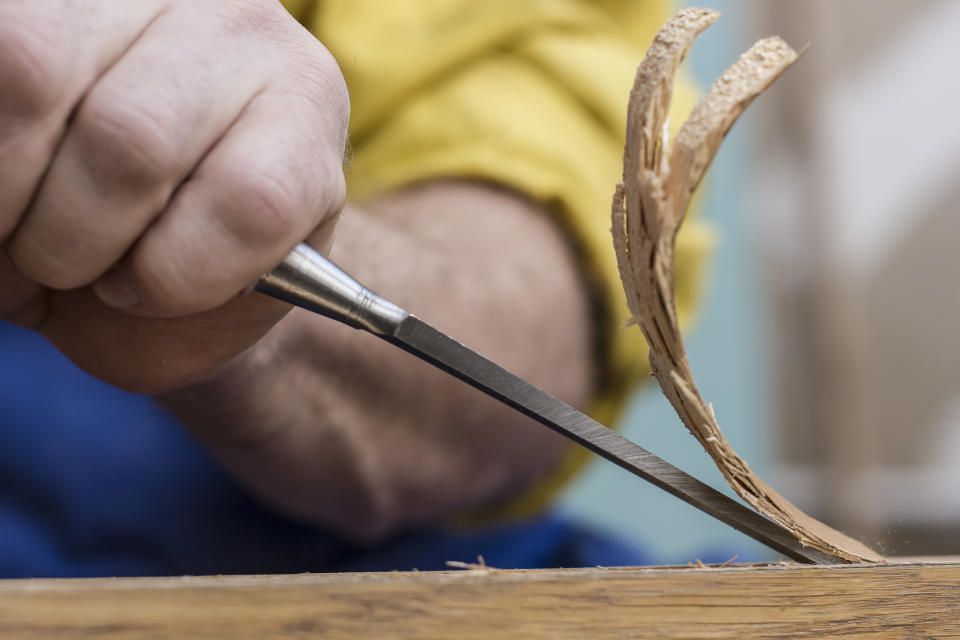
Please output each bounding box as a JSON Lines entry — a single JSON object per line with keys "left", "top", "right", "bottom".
{"left": 612, "top": 8, "right": 882, "bottom": 563}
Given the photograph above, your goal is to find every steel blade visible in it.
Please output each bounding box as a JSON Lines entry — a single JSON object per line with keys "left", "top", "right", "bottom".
{"left": 386, "top": 315, "right": 838, "bottom": 565}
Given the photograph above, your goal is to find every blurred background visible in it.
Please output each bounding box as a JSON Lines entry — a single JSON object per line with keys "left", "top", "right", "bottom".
{"left": 561, "top": 0, "right": 960, "bottom": 563}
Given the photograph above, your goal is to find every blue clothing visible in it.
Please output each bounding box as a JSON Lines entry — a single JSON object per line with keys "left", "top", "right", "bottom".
{"left": 0, "top": 321, "right": 659, "bottom": 577}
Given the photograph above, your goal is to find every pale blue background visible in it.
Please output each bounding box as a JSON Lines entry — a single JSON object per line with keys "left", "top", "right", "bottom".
{"left": 559, "top": 1, "right": 777, "bottom": 564}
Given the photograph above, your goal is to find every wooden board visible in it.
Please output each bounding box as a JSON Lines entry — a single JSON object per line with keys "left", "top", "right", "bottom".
{"left": 1, "top": 562, "right": 959, "bottom": 638}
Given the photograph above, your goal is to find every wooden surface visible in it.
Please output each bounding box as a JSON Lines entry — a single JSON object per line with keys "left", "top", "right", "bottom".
{"left": 2, "top": 562, "right": 959, "bottom": 638}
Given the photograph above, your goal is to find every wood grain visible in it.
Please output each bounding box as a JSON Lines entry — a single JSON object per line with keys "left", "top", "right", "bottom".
{"left": 1, "top": 563, "right": 959, "bottom": 638}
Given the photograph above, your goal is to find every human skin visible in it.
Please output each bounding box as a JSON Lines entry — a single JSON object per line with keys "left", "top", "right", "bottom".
{"left": 0, "top": 1, "right": 596, "bottom": 541}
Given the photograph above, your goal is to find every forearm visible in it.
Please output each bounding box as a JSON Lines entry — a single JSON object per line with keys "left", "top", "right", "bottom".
{"left": 159, "top": 181, "right": 598, "bottom": 541}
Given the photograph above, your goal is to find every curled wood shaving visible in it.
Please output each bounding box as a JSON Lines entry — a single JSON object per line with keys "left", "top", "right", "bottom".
{"left": 613, "top": 8, "right": 882, "bottom": 563}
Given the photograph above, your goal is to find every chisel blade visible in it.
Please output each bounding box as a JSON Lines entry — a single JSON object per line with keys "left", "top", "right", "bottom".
{"left": 384, "top": 315, "right": 837, "bottom": 564}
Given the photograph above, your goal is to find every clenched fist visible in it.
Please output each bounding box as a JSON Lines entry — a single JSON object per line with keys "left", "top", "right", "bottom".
{"left": 0, "top": 0, "right": 348, "bottom": 392}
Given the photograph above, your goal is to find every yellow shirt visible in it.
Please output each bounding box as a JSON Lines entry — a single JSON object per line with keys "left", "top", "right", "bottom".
{"left": 282, "top": 0, "right": 711, "bottom": 519}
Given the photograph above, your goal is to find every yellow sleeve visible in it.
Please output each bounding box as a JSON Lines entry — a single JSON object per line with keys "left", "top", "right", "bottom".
{"left": 283, "top": 0, "right": 713, "bottom": 519}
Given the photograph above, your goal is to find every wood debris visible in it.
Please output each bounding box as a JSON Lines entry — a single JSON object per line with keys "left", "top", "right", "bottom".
{"left": 612, "top": 8, "right": 882, "bottom": 563}
{"left": 446, "top": 556, "right": 497, "bottom": 572}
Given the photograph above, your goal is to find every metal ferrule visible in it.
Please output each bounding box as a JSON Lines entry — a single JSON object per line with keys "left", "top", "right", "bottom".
{"left": 256, "top": 243, "right": 408, "bottom": 335}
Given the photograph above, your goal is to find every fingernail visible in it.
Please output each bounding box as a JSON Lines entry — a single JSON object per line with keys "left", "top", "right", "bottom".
{"left": 93, "top": 274, "right": 140, "bottom": 309}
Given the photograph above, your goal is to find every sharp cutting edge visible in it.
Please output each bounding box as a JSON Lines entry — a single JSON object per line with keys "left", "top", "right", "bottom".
{"left": 256, "top": 242, "right": 840, "bottom": 565}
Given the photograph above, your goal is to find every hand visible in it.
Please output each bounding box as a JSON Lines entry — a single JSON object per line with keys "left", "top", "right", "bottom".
{"left": 0, "top": 0, "right": 348, "bottom": 392}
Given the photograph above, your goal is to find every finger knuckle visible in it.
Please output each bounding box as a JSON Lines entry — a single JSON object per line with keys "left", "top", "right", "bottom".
{"left": 296, "top": 44, "right": 350, "bottom": 135}
{"left": 221, "top": 167, "right": 301, "bottom": 247}
{"left": 226, "top": 0, "right": 291, "bottom": 38}
{"left": 0, "top": 20, "right": 62, "bottom": 114}
{"left": 74, "top": 93, "right": 182, "bottom": 188}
